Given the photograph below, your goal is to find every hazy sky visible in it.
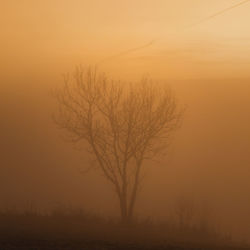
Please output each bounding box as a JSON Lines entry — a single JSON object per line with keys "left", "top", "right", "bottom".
{"left": 2, "top": 0, "right": 250, "bottom": 79}
{"left": 1, "top": 0, "right": 250, "bottom": 242}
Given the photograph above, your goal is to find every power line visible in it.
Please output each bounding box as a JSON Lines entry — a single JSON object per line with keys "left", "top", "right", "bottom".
{"left": 187, "top": 0, "right": 250, "bottom": 28}
{"left": 97, "top": 0, "right": 250, "bottom": 64}
{"left": 97, "top": 40, "right": 155, "bottom": 65}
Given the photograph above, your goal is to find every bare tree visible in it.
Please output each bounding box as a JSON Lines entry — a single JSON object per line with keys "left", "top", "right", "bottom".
{"left": 54, "top": 66, "right": 183, "bottom": 223}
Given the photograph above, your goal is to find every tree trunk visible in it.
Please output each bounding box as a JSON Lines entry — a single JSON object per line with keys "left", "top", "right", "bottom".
{"left": 118, "top": 194, "right": 135, "bottom": 224}
{"left": 128, "top": 186, "right": 137, "bottom": 222}
{"left": 127, "top": 160, "right": 142, "bottom": 222}
{"left": 119, "top": 194, "right": 128, "bottom": 223}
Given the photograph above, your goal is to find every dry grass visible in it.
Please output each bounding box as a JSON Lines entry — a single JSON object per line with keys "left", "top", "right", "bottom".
{"left": 0, "top": 208, "right": 247, "bottom": 249}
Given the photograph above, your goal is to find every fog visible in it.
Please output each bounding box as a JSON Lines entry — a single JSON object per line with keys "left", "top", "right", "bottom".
{"left": 1, "top": 0, "right": 250, "bottom": 246}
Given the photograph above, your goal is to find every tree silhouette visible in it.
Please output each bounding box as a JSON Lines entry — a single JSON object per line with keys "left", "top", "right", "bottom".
{"left": 54, "top": 67, "right": 183, "bottom": 223}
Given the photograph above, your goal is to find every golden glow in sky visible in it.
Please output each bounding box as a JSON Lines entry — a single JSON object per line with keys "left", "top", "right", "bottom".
{"left": 1, "top": 0, "right": 250, "bottom": 79}
{"left": 1, "top": 1, "right": 250, "bottom": 242}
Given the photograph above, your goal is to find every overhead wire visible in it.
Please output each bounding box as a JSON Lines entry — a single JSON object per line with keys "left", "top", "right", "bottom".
{"left": 97, "top": 0, "right": 250, "bottom": 64}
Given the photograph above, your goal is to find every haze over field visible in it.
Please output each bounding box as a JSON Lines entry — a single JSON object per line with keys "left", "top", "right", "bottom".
{"left": 1, "top": 0, "right": 250, "bottom": 246}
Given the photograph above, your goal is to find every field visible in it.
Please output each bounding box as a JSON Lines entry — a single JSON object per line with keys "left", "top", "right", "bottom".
{"left": 0, "top": 210, "right": 248, "bottom": 250}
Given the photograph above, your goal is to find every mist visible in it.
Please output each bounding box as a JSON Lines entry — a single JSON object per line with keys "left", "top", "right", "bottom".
{"left": 1, "top": 1, "right": 250, "bottom": 249}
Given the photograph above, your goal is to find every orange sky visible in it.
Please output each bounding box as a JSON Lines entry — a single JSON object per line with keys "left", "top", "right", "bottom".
{"left": 1, "top": 0, "right": 250, "bottom": 80}
{"left": 1, "top": 0, "right": 250, "bottom": 242}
